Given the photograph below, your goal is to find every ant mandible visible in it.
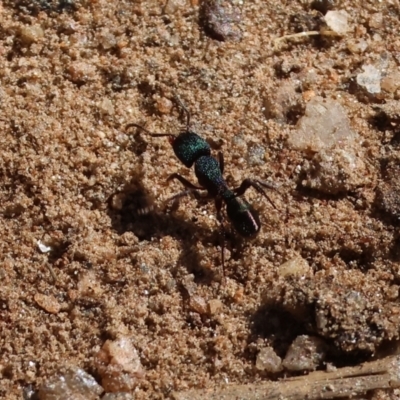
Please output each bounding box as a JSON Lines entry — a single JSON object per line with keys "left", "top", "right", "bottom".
{"left": 127, "top": 96, "right": 278, "bottom": 278}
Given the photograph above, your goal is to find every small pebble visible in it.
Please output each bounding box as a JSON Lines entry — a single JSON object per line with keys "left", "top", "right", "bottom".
{"left": 200, "top": 0, "right": 242, "bottom": 42}
{"left": 278, "top": 255, "right": 312, "bottom": 278}
{"left": 347, "top": 38, "right": 368, "bottom": 54}
{"left": 324, "top": 10, "right": 350, "bottom": 35}
{"left": 282, "top": 335, "right": 327, "bottom": 371}
{"left": 288, "top": 96, "right": 356, "bottom": 152}
{"left": 38, "top": 367, "right": 103, "bottom": 400}
{"left": 189, "top": 295, "right": 207, "bottom": 314}
{"left": 19, "top": 25, "right": 44, "bottom": 45}
{"left": 263, "top": 80, "right": 302, "bottom": 123}
{"left": 98, "top": 98, "right": 115, "bottom": 116}
{"left": 255, "top": 347, "right": 282, "bottom": 373}
{"left": 37, "top": 240, "right": 52, "bottom": 253}
{"left": 97, "top": 28, "right": 117, "bottom": 50}
{"left": 368, "top": 12, "right": 383, "bottom": 30}
{"left": 381, "top": 70, "right": 400, "bottom": 94}
{"left": 247, "top": 144, "right": 265, "bottom": 166}
{"left": 156, "top": 97, "right": 173, "bottom": 114}
{"left": 34, "top": 293, "right": 61, "bottom": 314}
{"left": 302, "top": 90, "right": 316, "bottom": 102}
{"left": 289, "top": 96, "right": 369, "bottom": 194}
{"left": 207, "top": 299, "right": 223, "bottom": 315}
{"left": 68, "top": 61, "right": 97, "bottom": 83}
{"left": 357, "top": 64, "right": 381, "bottom": 95}
{"left": 77, "top": 271, "right": 102, "bottom": 298}
{"left": 95, "top": 337, "right": 144, "bottom": 392}
{"left": 301, "top": 147, "right": 368, "bottom": 194}
{"left": 163, "top": 0, "right": 187, "bottom": 14}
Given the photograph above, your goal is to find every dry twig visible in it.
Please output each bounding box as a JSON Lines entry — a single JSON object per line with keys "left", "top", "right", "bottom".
{"left": 172, "top": 355, "right": 400, "bottom": 400}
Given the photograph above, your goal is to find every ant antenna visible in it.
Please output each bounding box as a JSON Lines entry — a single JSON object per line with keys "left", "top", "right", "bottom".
{"left": 126, "top": 95, "right": 191, "bottom": 137}
{"left": 125, "top": 123, "right": 175, "bottom": 139}
{"left": 173, "top": 94, "right": 191, "bottom": 130}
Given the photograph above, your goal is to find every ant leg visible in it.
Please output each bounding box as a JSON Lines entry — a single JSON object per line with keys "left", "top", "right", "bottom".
{"left": 218, "top": 151, "right": 224, "bottom": 175}
{"left": 163, "top": 173, "right": 206, "bottom": 208}
{"left": 215, "top": 196, "right": 226, "bottom": 283}
{"left": 167, "top": 173, "right": 204, "bottom": 191}
{"left": 234, "top": 179, "right": 278, "bottom": 210}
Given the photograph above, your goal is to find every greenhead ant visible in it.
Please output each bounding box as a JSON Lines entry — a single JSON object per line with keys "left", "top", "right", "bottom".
{"left": 127, "top": 96, "right": 278, "bottom": 279}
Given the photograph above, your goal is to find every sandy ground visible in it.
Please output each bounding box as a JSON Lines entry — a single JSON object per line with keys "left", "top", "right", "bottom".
{"left": 1, "top": 0, "right": 400, "bottom": 399}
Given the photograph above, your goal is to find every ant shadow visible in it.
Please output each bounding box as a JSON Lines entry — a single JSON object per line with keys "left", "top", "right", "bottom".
{"left": 107, "top": 179, "right": 222, "bottom": 287}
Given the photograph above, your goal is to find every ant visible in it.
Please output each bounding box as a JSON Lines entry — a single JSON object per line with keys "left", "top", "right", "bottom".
{"left": 127, "top": 96, "right": 278, "bottom": 279}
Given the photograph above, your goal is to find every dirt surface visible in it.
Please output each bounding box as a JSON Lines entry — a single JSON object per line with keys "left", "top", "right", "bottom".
{"left": 1, "top": 0, "right": 400, "bottom": 399}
